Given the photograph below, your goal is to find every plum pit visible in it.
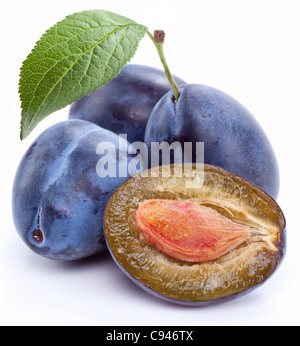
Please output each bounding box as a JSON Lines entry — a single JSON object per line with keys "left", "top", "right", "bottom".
{"left": 135, "top": 199, "right": 250, "bottom": 262}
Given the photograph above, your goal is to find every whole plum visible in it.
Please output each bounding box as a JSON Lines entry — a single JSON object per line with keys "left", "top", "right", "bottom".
{"left": 12, "top": 120, "right": 132, "bottom": 261}
{"left": 69, "top": 64, "right": 186, "bottom": 143}
{"left": 144, "top": 84, "right": 280, "bottom": 199}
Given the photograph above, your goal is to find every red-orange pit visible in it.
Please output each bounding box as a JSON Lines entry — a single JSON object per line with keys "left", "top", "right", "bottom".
{"left": 135, "top": 199, "right": 250, "bottom": 262}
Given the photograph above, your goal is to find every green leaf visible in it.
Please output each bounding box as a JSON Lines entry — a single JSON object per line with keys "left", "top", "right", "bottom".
{"left": 19, "top": 10, "right": 148, "bottom": 140}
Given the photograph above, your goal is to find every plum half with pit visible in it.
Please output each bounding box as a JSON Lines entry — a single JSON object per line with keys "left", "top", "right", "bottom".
{"left": 69, "top": 64, "right": 186, "bottom": 143}
{"left": 104, "top": 164, "right": 286, "bottom": 305}
{"left": 144, "top": 84, "right": 280, "bottom": 199}
{"left": 12, "top": 120, "right": 132, "bottom": 261}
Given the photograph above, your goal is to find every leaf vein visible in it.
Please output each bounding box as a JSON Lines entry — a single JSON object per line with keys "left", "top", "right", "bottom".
{"left": 24, "top": 25, "right": 131, "bottom": 126}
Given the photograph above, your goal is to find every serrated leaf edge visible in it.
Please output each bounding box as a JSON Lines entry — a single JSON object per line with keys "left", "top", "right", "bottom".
{"left": 19, "top": 10, "right": 148, "bottom": 139}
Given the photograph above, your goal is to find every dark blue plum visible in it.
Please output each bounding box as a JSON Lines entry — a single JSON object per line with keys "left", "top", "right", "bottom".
{"left": 144, "top": 84, "right": 280, "bottom": 199}
{"left": 69, "top": 64, "right": 186, "bottom": 143}
{"left": 12, "top": 120, "right": 133, "bottom": 261}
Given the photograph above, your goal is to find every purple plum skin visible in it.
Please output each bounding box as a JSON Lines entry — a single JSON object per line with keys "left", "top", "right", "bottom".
{"left": 12, "top": 120, "right": 132, "bottom": 261}
{"left": 144, "top": 84, "right": 280, "bottom": 199}
{"left": 69, "top": 64, "right": 186, "bottom": 143}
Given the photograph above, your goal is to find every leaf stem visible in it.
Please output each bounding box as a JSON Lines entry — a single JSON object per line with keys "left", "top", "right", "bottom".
{"left": 147, "top": 30, "right": 180, "bottom": 102}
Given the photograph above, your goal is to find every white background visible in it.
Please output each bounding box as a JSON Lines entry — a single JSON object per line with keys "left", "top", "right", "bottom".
{"left": 1, "top": 0, "right": 299, "bottom": 326}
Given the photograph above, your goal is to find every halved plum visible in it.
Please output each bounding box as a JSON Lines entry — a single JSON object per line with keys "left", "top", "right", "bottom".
{"left": 104, "top": 164, "right": 286, "bottom": 305}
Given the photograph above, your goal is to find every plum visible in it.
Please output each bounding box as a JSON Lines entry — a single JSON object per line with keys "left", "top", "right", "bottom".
{"left": 104, "top": 164, "right": 286, "bottom": 305}
{"left": 12, "top": 120, "right": 133, "bottom": 261}
{"left": 144, "top": 84, "right": 280, "bottom": 199}
{"left": 68, "top": 64, "right": 186, "bottom": 143}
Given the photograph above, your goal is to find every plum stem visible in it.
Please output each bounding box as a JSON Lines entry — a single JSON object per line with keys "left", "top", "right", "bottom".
{"left": 147, "top": 30, "right": 180, "bottom": 102}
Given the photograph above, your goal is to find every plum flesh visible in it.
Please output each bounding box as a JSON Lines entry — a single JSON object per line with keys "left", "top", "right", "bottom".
{"left": 12, "top": 120, "right": 132, "bottom": 261}
{"left": 104, "top": 164, "right": 286, "bottom": 305}
{"left": 69, "top": 64, "right": 186, "bottom": 143}
{"left": 144, "top": 84, "right": 280, "bottom": 199}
